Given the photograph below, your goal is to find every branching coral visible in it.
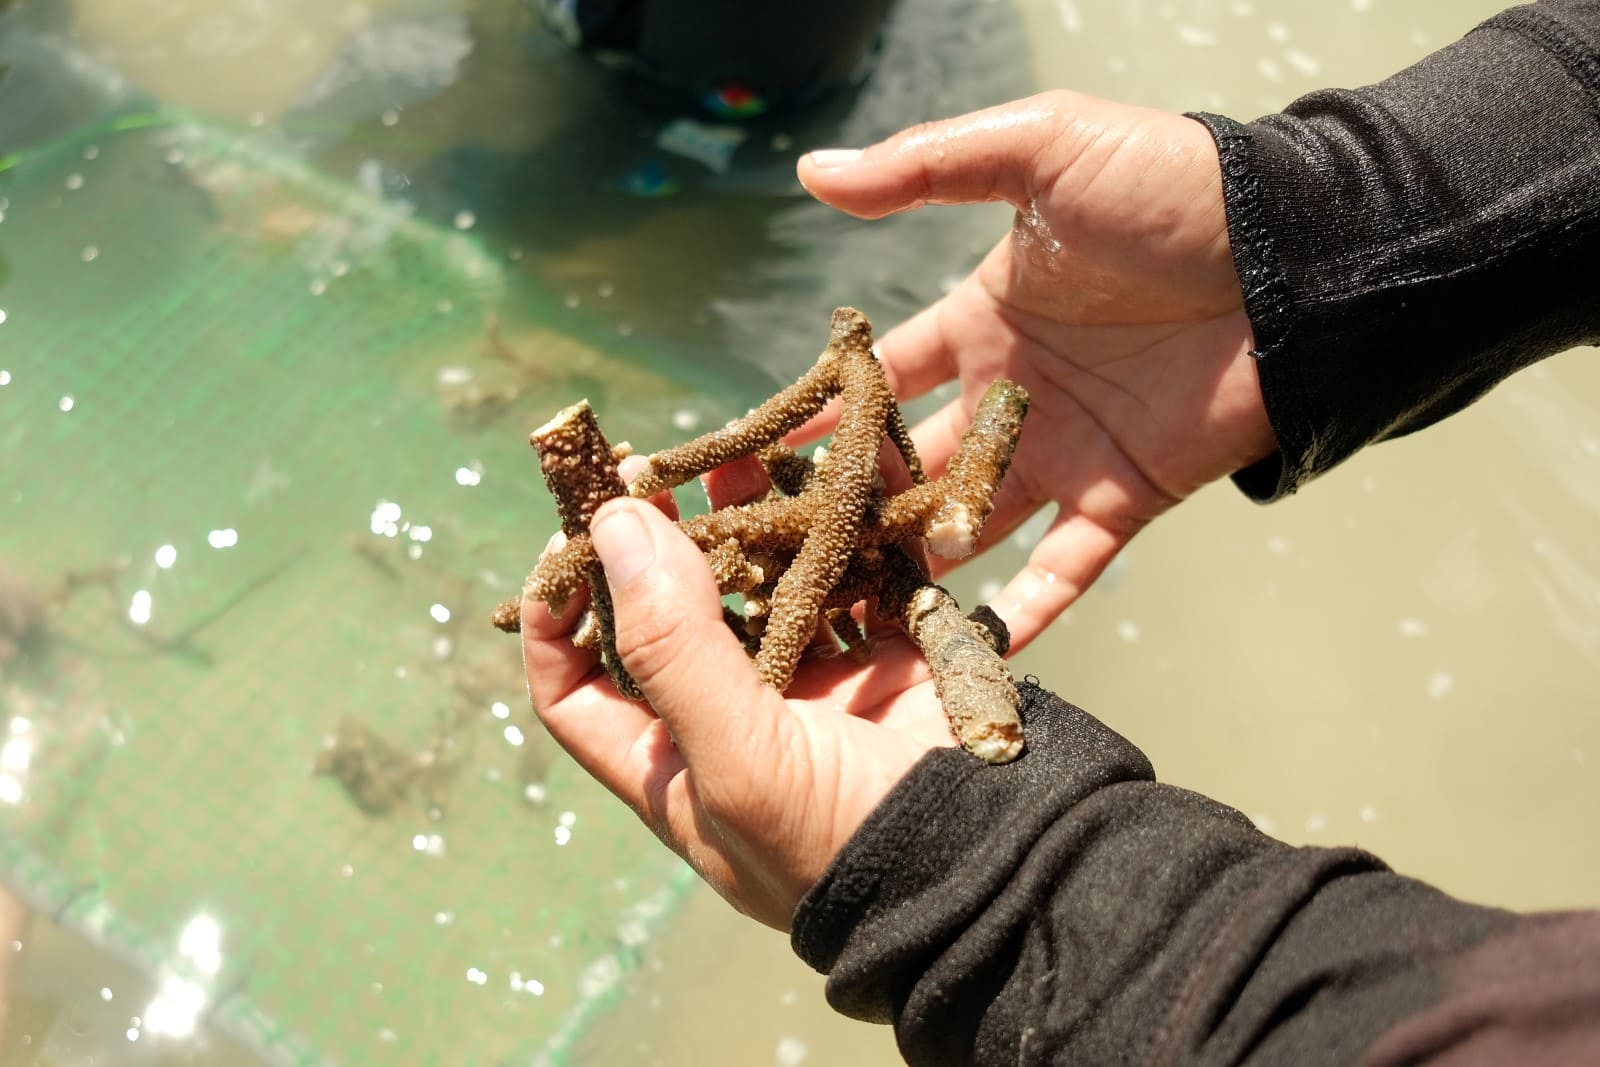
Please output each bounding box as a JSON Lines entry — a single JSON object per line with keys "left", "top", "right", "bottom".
{"left": 495, "top": 308, "right": 1030, "bottom": 763}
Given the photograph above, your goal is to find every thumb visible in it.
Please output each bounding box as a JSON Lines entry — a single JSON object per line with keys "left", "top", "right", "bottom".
{"left": 589, "top": 498, "right": 788, "bottom": 777}
{"left": 796, "top": 92, "right": 1068, "bottom": 219}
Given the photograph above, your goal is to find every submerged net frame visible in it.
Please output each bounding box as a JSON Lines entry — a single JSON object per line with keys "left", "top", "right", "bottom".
{"left": 0, "top": 109, "right": 714, "bottom": 1065}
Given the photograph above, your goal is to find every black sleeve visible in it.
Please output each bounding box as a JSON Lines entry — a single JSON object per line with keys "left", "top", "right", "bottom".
{"left": 790, "top": 681, "right": 1600, "bottom": 1065}
{"left": 1189, "top": 0, "right": 1600, "bottom": 502}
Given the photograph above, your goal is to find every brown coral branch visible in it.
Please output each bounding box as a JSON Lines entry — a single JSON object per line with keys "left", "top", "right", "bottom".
{"left": 494, "top": 307, "right": 1031, "bottom": 763}
{"left": 517, "top": 378, "right": 1030, "bottom": 613}
{"left": 871, "top": 548, "right": 1023, "bottom": 763}
{"left": 530, "top": 401, "right": 642, "bottom": 700}
{"left": 755, "top": 310, "right": 890, "bottom": 689}
{"left": 625, "top": 310, "right": 871, "bottom": 498}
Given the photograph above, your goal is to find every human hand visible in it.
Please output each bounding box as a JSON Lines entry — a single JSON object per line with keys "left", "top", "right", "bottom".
{"left": 522, "top": 472, "right": 956, "bottom": 931}
{"left": 797, "top": 91, "right": 1278, "bottom": 649}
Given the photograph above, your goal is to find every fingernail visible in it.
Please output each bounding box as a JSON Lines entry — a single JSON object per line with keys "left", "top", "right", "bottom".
{"left": 805, "top": 148, "right": 862, "bottom": 169}
{"left": 590, "top": 502, "right": 655, "bottom": 588}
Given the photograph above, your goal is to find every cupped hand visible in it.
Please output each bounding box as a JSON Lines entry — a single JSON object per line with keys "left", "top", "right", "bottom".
{"left": 522, "top": 479, "right": 955, "bottom": 931}
{"left": 797, "top": 90, "right": 1278, "bottom": 650}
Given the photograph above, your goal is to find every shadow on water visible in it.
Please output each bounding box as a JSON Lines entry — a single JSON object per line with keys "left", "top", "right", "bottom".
{"left": 291, "top": 0, "right": 1033, "bottom": 378}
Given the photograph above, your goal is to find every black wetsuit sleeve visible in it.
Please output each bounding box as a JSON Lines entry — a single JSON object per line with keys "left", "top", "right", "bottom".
{"left": 1189, "top": 0, "right": 1600, "bottom": 502}
{"left": 791, "top": 682, "right": 1600, "bottom": 1065}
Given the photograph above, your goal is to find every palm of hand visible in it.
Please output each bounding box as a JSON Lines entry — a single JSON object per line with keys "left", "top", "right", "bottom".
{"left": 848, "top": 96, "right": 1275, "bottom": 645}
{"left": 523, "top": 492, "right": 962, "bottom": 933}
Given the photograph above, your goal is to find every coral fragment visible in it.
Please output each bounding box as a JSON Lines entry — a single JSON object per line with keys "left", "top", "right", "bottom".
{"left": 495, "top": 308, "right": 1031, "bottom": 763}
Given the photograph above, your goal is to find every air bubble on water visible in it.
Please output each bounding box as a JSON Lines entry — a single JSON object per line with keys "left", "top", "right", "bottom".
{"left": 370, "top": 500, "right": 402, "bottom": 535}
{"left": 65, "top": 173, "right": 85, "bottom": 191}
{"left": 453, "top": 211, "right": 475, "bottom": 231}
{"left": 1284, "top": 48, "right": 1322, "bottom": 76}
{"left": 1359, "top": 805, "right": 1379, "bottom": 824}
{"left": 510, "top": 971, "right": 546, "bottom": 995}
{"left": 1426, "top": 671, "right": 1454, "bottom": 700}
{"left": 81, "top": 245, "right": 99, "bottom": 263}
{"left": 672, "top": 409, "right": 701, "bottom": 431}
{"left": 380, "top": 109, "right": 400, "bottom": 127}
{"left": 59, "top": 396, "right": 74, "bottom": 413}
{"left": 776, "top": 1036, "right": 809, "bottom": 1066}
{"left": 1116, "top": 620, "right": 1141, "bottom": 643}
{"left": 128, "top": 590, "right": 153, "bottom": 626}
{"left": 1304, "top": 813, "right": 1328, "bottom": 833}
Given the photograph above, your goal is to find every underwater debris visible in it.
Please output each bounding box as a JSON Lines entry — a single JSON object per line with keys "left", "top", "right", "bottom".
{"left": 495, "top": 307, "right": 1029, "bottom": 764}
{"left": 313, "top": 714, "right": 468, "bottom": 817}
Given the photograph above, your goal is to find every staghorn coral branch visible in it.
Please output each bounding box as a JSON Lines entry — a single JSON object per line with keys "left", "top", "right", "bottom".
{"left": 626, "top": 309, "right": 874, "bottom": 498}
{"left": 870, "top": 548, "right": 1023, "bottom": 763}
{"left": 886, "top": 379, "right": 1029, "bottom": 559}
{"left": 754, "top": 310, "right": 890, "bottom": 690}
{"left": 515, "top": 379, "right": 1030, "bottom": 613}
{"left": 530, "top": 401, "right": 642, "bottom": 700}
{"left": 493, "top": 308, "right": 1030, "bottom": 763}
{"left": 884, "top": 401, "right": 927, "bottom": 486}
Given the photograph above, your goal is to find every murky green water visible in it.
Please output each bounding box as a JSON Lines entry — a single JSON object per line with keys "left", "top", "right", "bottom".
{"left": 1, "top": 0, "right": 1594, "bottom": 1064}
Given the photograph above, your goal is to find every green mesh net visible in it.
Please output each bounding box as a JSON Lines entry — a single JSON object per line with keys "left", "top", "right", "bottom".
{"left": 0, "top": 109, "right": 740, "bottom": 1065}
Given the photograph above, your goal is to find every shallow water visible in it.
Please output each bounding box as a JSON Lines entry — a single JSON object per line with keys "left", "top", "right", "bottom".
{"left": 1, "top": 0, "right": 1595, "bottom": 1064}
